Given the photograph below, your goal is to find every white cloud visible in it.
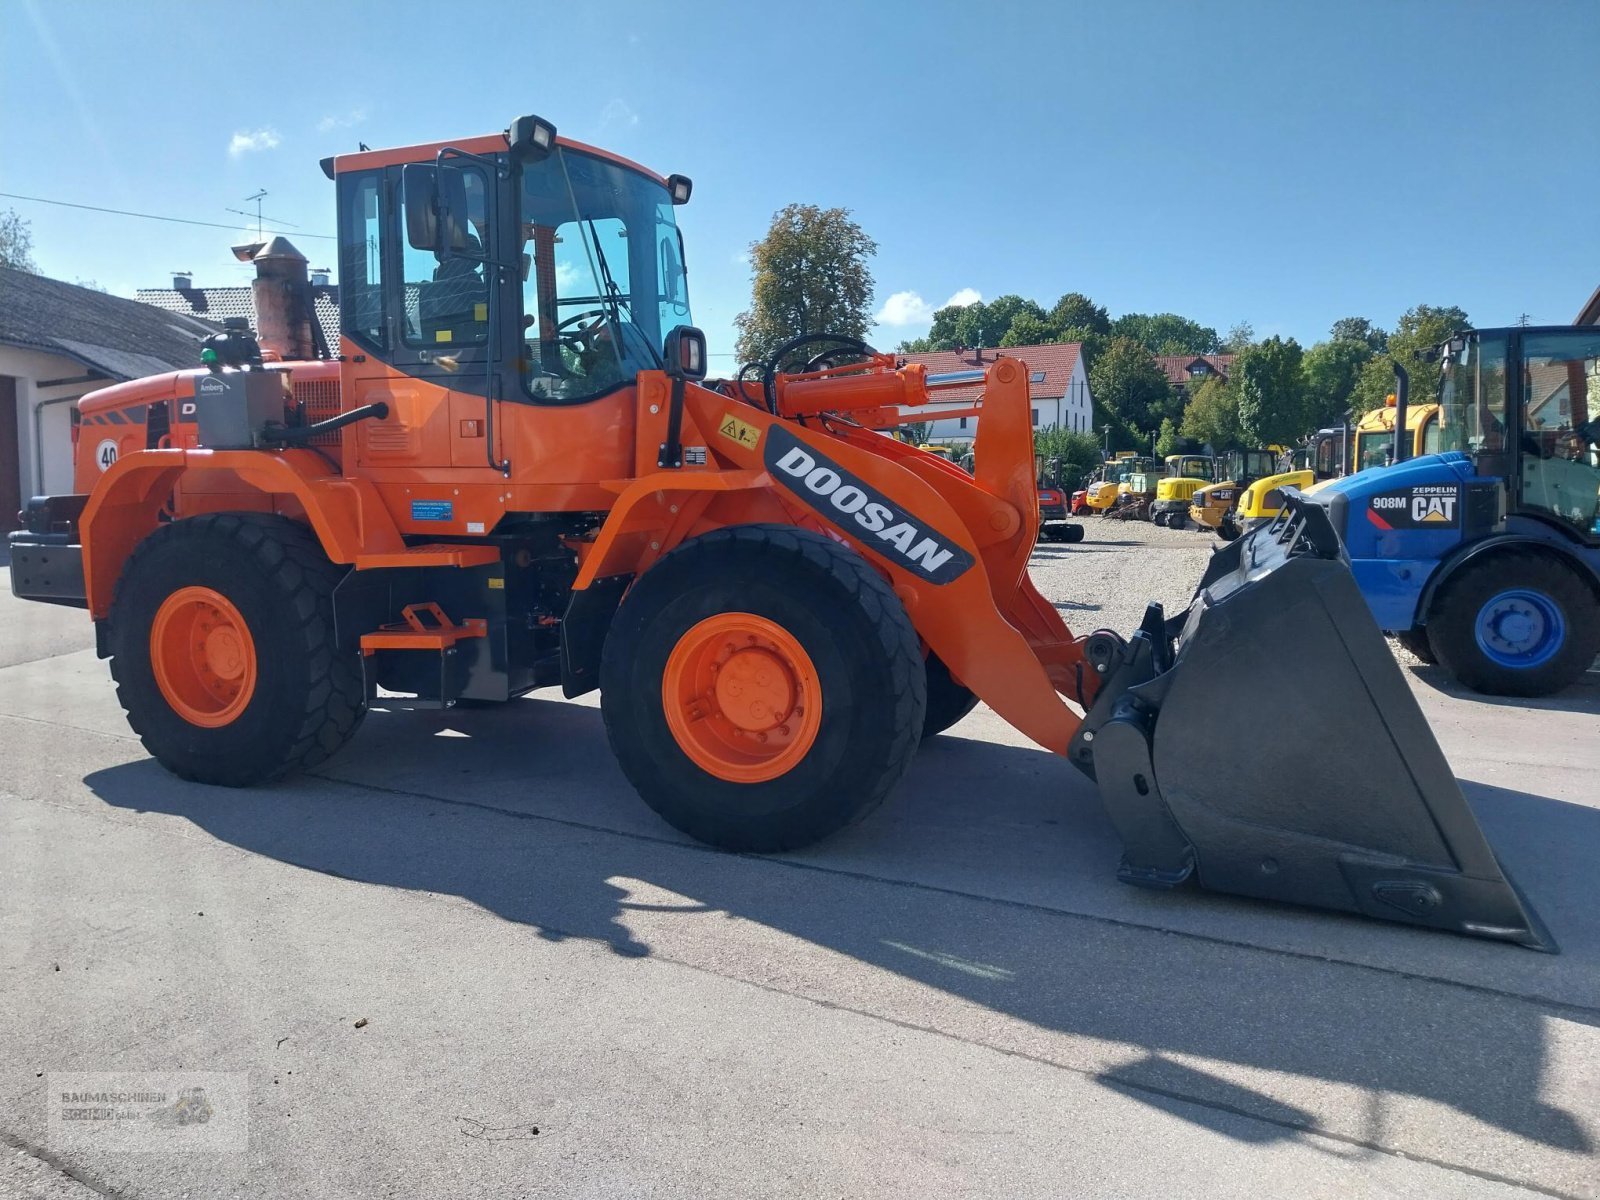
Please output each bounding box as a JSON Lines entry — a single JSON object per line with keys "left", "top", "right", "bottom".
{"left": 597, "top": 99, "right": 639, "bottom": 131}
{"left": 317, "top": 107, "right": 368, "bottom": 132}
{"left": 228, "top": 128, "right": 281, "bottom": 157}
{"left": 873, "top": 287, "right": 982, "bottom": 327}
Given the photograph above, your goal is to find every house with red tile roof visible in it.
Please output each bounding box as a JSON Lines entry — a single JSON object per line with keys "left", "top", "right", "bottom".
{"left": 895, "top": 342, "right": 1093, "bottom": 442}
{"left": 1154, "top": 353, "right": 1234, "bottom": 396}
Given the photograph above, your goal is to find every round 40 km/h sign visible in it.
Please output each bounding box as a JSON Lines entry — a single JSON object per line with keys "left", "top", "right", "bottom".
{"left": 96, "top": 439, "right": 118, "bottom": 472}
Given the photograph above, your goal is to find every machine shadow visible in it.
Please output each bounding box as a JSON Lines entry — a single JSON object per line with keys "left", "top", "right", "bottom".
{"left": 85, "top": 696, "right": 1598, "bottom": 1157}
{"left": 1403, "top": 660, "right": 1600, "bottom": 716}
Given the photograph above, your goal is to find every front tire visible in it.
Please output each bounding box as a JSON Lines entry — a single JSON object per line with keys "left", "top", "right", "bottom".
{"left": 109, "top": 513, "right": 366, "bottom": 785}
{"left": 1426, "top": 553, "right": 1599, "bottom": 696}
{"left": 600, "top": 525, "right": 926, "bottom": 851}
{"left": 923, "top": 651, "right": 978, "bottom": 738}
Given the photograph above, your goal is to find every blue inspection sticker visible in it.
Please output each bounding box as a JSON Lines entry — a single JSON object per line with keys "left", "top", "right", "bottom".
{"left": 411, "top": 500, "right": 454, "bottom": 522}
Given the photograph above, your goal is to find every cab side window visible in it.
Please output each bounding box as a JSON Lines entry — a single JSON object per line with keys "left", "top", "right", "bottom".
{"left": 400, "top": 166, "right": 490, "bottom": 348}
{"left": 337, "top": 172, "right": 384, "bottom": 348}
{"left": 1520, "top": 331, "right": 1600, "bottom": 534}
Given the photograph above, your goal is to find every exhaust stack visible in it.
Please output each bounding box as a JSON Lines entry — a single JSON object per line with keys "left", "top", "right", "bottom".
{"left": 244, "top": 236, "right": 316, "bottom": 361}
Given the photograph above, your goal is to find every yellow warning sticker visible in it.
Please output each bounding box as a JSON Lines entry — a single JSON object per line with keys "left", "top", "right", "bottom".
{"left": 474, "top": 303, "right": 488, "bottom": 321}
{"left": 487, "top": 577, "right": 505, "bottom": 589}
{"left": 435, "top": 330, "right": 452, "bottom": 343}
{"left": 717, "top": 413, "right": 762, "bottom": 450}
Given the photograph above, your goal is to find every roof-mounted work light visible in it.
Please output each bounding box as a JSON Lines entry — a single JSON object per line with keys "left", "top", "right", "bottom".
{"left": 507, "top": 114, "right": 558, "bottom": 159}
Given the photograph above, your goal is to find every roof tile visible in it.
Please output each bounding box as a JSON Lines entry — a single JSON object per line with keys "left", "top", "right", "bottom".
{"left": 896, "top": 343, "right": 1082, "bottom": 404}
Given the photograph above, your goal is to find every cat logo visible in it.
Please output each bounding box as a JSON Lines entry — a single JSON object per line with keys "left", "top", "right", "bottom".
{"left": 1367, "top": 484, "right": 1461, "bottom": 531}
{"left": 1413, "top": 494, "right": 1456, "bottom": 523}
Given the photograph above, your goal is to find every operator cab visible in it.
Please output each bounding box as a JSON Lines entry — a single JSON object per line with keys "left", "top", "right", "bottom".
{"left": 334, "top": 116, "right": 694, "bottom": 410}
{"left": 1438, "top": 327, "right": 1600, "bottom": 539}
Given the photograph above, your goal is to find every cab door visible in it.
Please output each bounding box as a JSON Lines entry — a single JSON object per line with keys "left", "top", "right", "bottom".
{"left": 1514, "top": 329, "right": 1600, "bottom": 540}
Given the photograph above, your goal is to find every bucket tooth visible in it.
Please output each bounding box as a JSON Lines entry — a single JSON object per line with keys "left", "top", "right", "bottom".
{"left": 1073, "top": 492, "right": 1556, "bottom": 952}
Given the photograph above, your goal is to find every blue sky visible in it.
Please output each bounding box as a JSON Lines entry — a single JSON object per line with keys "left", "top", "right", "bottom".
{"left": 4, "top": 0, "right": 1597, "bottom": 367}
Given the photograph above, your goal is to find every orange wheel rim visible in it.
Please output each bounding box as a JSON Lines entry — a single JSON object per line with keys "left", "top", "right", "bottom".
{"left": 662, "top": 612, "right": 823, "bottom": 784}
{"left": 149, "top": 586, "right": 258, "bottom": 728}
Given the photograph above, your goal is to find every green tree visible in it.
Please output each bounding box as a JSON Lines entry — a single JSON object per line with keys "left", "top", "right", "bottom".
{"left": 1049, "top": 292, "right": 1110, "bottom": 337}
{"left": 0, "top": 208, "right": 37, "bottom": 273}
{"left": 1330, "top": 316, "right": 1388, "bottom": 352}
{"left": 999, "top": 312, "right": 1057, "bottom": 347}
{"left": 1090, "top": 336, "right": 1176, "bottom": 436}
{"left": 1155, "top": 417, "right": 1183, "bottom": 457}
{"left": 1348, "top": 304, "right": 1470, "bottom": 414}
{"left": 1301, "top": 338, "right": 1374, "bottom": 428}
{"left": 1221, "top": 321, "right": 1256, "bottom": 353}
{"left": 1180, "top": 375, "right": 1243, "bottom": 449}
{"left": 734, "top": 204, "right": 877, "bottom": 364}
{"left": 1235, "top": 336, "right": 1307, "bottom": 446}
{"left": 1111, "top": 312, "right": 1220, "bottom": 356}
{"left": 1033, "top": 427, "right": 1104, "bottom": 489}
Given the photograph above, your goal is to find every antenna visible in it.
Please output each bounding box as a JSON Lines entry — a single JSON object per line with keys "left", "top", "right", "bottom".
{"left": 1516, "top": 312, "right": 1532, "bottom": 327}
{"left": 224, "top": 190, "right": 302, "bottom": 240}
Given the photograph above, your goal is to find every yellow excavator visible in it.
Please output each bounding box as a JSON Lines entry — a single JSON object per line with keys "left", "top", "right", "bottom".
{"left": 1150, "top": 454, "right": 1216, "bottom": 528}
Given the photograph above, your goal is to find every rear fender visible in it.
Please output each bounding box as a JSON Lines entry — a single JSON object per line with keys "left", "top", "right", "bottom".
{"left": 80, "top": 448, "right": 402, "bottom": 617}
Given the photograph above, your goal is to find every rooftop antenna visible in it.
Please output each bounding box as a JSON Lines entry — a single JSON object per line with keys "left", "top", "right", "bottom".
{"left": 224, "top": 190, "right": 301, "bottom": 240}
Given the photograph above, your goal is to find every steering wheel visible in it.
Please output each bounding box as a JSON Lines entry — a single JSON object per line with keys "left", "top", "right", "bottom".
{"left": 555, "top": 309, "right": 610, "bottom": 352}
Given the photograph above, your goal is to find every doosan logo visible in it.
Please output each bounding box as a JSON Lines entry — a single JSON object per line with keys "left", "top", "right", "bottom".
{"left": 763, "top": 427, "right": 974, "bottom": 584}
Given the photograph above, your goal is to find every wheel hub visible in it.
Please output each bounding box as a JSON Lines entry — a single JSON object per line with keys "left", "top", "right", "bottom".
{"left": 1474, "top": 589, "right": 1563, "bottom": 668}
{"left": 714, "top": 647, "right": 796, "bottom": 732}
{"left": 150, "top": 586, "right": 258, "bottom": 727}
{"left": 662, "top": 613, "right": 822, "bottom": 783}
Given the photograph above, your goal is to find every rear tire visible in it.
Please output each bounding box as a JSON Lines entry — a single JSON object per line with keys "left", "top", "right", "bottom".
{"left": 1167, "top": 512, "right": 1187, "bottom": 530}
{"left": 1217, "top": 515, "right": 1241, "bottom": 541}
{"left": 1426, "top": 553, "right": 1598, "bottom": 696}
{"left": 923, "top": 651, "right": 978, "bottom": 738}
{"left": 1152, "top": 512, "right": 1168, "bottom": 527}
{"left": 109, "top": 513, "right": 366, "bottom": 785}
{"left": 1063, "top": 524, "right": 1085, "bottom": 544}
{"left": 600, "top": 524, "right": 926, "bottom": 851}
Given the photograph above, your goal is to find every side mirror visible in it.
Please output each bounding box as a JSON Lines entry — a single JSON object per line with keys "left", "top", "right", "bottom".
{"left": 402, "top": 164, "right": 438, "bottom": 251}
{"left": 402, "top": 162, "right": 476, "bottom": 260}
{"left": 435, "top": 166, "right": 475, "bottom": 261}
{"left": 663, "top": 325, "right": 707, "bottom": 382}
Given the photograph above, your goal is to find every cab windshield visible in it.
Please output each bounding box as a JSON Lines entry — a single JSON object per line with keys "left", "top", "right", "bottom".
{"left": 519, "top": 147, "right": 692, "bottom": 401}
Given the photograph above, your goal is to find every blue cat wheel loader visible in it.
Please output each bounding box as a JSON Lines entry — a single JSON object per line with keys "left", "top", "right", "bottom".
{"left": 1306, "top": 326, "right": 1600, "bottom": 697}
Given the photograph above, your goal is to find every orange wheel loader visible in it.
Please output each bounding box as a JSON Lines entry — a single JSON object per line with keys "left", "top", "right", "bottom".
{"left": 6, "top": 113, "right": 1551, "bottom": 949}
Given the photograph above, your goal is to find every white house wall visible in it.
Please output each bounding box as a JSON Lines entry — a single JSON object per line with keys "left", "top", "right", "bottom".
{"left": 900, "top": 358, "right": 1095, "bottom": 442}
{"left": 0, "top": 344, "right": 100, "bottom": 499}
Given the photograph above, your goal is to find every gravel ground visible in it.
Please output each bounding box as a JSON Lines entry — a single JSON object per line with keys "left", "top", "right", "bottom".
{"left": 1030, "top": 516, "right": 1218, "bottom": 639}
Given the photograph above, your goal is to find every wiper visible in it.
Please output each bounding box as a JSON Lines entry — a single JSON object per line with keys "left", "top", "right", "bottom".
{"left": 585, "top": 218, "right": 629, "bottom": 322}
{"left": 584, "top": 218, "right": 662, "bottom": 369}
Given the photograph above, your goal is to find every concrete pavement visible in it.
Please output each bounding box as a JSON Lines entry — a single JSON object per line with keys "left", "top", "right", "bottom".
{"left": 2, "top": 540, "right": 1597, "bottom": 1198}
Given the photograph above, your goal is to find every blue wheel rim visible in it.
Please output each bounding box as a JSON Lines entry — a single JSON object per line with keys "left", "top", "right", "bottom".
{"left": 1473, "top": 589, "right": 1565, "bottom": 669}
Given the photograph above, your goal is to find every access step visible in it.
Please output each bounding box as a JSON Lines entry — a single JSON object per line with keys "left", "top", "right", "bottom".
{"left": 360, "top": 603, "right": 487, "bottom": 653}
{"left": 355, "top": 543, "right": 501, "bottom": 570}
